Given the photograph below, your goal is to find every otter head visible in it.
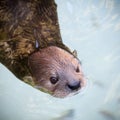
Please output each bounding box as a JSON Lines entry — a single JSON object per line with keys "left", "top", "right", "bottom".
{"left": 28, "top": 46, "right": 86, "bottom": 98}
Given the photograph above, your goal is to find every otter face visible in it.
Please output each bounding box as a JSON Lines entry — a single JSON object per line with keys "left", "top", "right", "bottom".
{"left": 28, "top": 46, "right": 86, "bottom": 98}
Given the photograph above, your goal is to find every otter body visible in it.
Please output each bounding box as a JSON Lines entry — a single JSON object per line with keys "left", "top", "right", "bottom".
{"left": 0, "top": 0, "right": 86, "bottom": 98}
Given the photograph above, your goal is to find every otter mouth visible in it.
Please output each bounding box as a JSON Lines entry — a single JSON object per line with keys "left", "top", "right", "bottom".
{"left": 67, "top": 78, "right": 87, "bottom": 97}
{"left": 67, "top": 86, "right": 86, "bottom": 97}
{"left": 34, "top": 84, "right": 85, "bottom": 98}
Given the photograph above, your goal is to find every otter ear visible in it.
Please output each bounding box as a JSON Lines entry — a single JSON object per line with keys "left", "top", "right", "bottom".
{"left": 73, "top": 50, "right": 77, "bottom": 57}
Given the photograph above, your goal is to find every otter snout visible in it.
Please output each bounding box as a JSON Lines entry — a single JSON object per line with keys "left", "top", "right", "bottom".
{"left": 67, "top": 81, "right": 81, "bottom": 90}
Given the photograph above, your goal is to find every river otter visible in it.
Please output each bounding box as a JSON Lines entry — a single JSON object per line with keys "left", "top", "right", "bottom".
{"left": 0, "top": 0, "right": 86, "bottom": 98}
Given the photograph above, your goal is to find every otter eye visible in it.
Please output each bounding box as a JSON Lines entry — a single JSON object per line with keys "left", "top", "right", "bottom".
{"left": 76, "top": 66, "right": 80, "bottom": 73}
{"left": 50, "top": 77, "right": 59, "bottom": 84}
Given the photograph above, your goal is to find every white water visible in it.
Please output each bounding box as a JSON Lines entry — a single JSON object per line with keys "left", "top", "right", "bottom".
{"left": 0, "top": 0, "right": 120, "bottom": 120}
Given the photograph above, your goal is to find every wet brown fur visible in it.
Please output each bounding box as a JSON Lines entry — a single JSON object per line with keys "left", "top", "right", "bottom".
{"left": 0, "top": 0, "right": 71, "bottom": 80}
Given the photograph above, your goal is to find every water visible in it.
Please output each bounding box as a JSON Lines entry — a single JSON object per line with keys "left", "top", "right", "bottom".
{"left": 0, "top": 0, "right": 120, "bottom": 120}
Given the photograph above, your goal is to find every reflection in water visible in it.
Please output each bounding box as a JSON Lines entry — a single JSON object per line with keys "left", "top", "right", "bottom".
{"left": 100, "top": 110, "right": 116, "bottom": 120}
{"left": 53, "top": 109, "right": 74, "bottom": 120}
{"left": 0, "top": 0, "right": 120, "bottom": 120}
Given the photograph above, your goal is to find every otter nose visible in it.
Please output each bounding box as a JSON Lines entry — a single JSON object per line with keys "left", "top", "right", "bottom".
{"left": 67, "top": 81, "right": 80, "bottom": 90}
